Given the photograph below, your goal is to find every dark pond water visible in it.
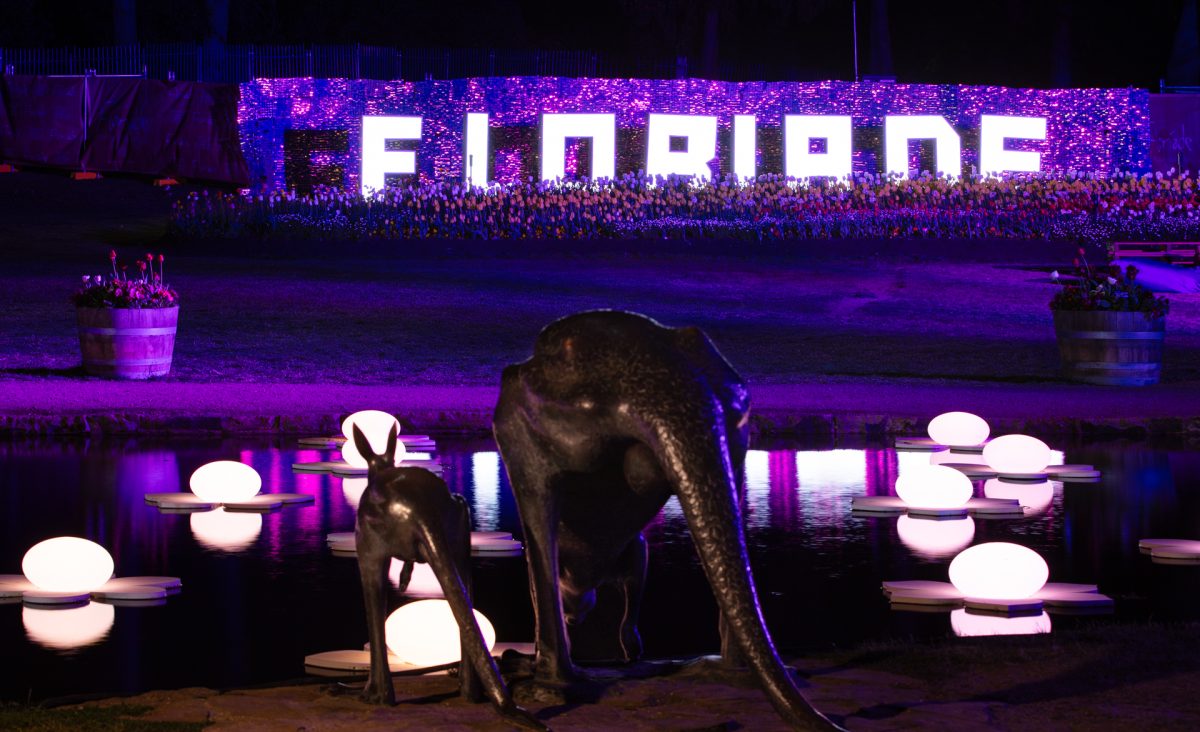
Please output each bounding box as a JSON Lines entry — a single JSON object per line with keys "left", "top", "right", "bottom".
{"left": 2, "top": 435, "right": 1199, "bottom": 702}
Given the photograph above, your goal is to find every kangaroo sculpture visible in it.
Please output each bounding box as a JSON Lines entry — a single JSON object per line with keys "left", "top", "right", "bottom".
{"left": 352, "top": 424, "right": 545, "bottom": 730}
{"left": 493, "top": 311, "right": 841, "bottom": 730}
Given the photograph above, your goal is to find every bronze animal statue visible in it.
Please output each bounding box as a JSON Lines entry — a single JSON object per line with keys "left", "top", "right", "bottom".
{"left": 493, "top": 311, "right": 840, "bottom": 730}
{"left": 352, "top": 424, "right": 545, "bottom": 730}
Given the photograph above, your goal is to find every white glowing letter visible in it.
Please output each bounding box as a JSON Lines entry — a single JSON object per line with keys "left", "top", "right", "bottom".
{"left": 979, "top": 115, "right": 1046, "bottom": 177}
{"left": 361, "top": 115, "right": 422, "bottom": 198}
{"left": 885, "top": 115, "right": 962, "bottom": 179}
{"left": 785, "top": 115, "right": 853, "bottom": 181}
{"left": 540, "top": 113, "right": 616, "bottom": 182}
{"left": 646, "top": 113, "right": 718, "bottom": 182}
{"left": 463, "top": 113, "right": 489, "bottom": 188}
{"left": 733, "top": 115, "right": 756, "bottom": 181}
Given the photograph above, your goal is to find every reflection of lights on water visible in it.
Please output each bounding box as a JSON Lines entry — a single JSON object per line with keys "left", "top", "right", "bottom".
{"left": 897, "top": 515, "right": 976, "bottom": 559}
{"left": 895, "top": 465, "right": 973, "bottom": 509}
{"left": 24, "top": 601, "right": 115, "bottom": 650}
{"left": 927, "top": 411, "right": 990, "bottom": 447}
{"left": 190, "top": 461, "right": 261, "bottom": 503}
{"left": 949, "top": 542, "right": 1049, "bottom": 599}
{"left": 896, "top": 449, "right": 935, "bottom": 476}
{"left": 471, "top": 452, "right": 501, "bottom": 531}
{"left": 983, "top": 435, "right": 1051, "bottom": 474}
{"left": 1048, "top": 450, "right": 1065, "bottom": 466}
{"left": 340, "top": 410, "right": 407, "bottom": 468}
{"left": 389, "top": 558, "right": 443, "bottom": 597}
{"left": 796, "top": 450, "right": 866, "bottom": 492}
{"left": 191, "top": 508, "right": 262, "bottom": 551}
{"left": 744, "top": 450, "right": 771, "bottom": 530}
{"left": 384, "top": 599, "right": 495, "bottom": 667}
{"left": 984, "top": 479, "right": 1055, "bottom": 515}
{"left": 22, "top": 537, "right": 114, "bottom": 593}
{"left": 342, "top": 477, "right": 367, "bottom": 509}
{"left": 950, "top": 608, "right": 1051, "bottom": 637}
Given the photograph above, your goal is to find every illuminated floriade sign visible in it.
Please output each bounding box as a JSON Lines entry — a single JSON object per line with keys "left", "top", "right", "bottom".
{"left": 238, "top": 78, "right": 1150, "bottom": 194}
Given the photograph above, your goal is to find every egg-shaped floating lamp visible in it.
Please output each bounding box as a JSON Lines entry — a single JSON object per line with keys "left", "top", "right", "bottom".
{"left": 927, "top": 411, "right": 990, "bottom": 448}
{"left": 190, "top": 461, "right": 262, "bottom": 503}
{"left": 895, "top": 465, "right": 974, "bottom": 515}
{"left": 22, "top": 537, "right": 114, "bottom": 593}
{"left": 384, "top": 599, "right": 495, "bottom": 667}
{"left": 949, "top": 542, "right": 1049, "bottom": 600}
{"left": 340, "top": 410, "right": 407, "bottom": 468}
{"left": 982, "top": 435, "right": 1051, "bottom": 478}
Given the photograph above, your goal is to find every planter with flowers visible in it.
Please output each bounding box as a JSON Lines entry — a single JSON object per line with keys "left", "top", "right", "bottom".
{"left": 1049, "top": 249, "right": 1169, "bottom": 386}
{"left": 72, "top": 251, "right": 179, "bottom": 379}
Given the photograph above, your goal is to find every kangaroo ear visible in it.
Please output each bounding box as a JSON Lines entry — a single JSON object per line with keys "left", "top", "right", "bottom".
{"left": 384, "top": 423, "right": 398, "bottom": 466}
{"left": 351, "top": 424, "right": 376, "bottom": 466}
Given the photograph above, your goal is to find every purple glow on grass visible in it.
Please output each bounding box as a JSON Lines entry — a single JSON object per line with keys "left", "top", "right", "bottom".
{"left": 238, "top": 77, "right": 1150, "bottom": 191}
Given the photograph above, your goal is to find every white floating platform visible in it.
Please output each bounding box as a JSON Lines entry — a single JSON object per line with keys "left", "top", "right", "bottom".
{"left": 145, "top": 493, "right": 217, "bottom": 510}
{"left": 851, "top": 496, "right": 1021, "bottom": 517}
{"left": 883, "top": 579, "right": 1111, "bottom": 613}
{"left": 23, "top": 590, "right": 92, "bottom": 605}
{"left": 947, "top": 443, "right": 988, "bottom": 454}
{"left": 223, "top": 495, "right": 284, "bottom": 512}
{"left": 327, "top": 531, "right": 523, "bottom": 558}
{"left": 1138, "top": 538, "right": 1200, "bottom": 561}
{"left": 304, "top": 642, "right": 532, "bottom": 676}
{"left": 995, "top": 472, "right": 1049, "bottom": 482}
{"left": 1044, "top": 464, "right": 1101, "bottom": 480}
{"left": 939, "top": 463, "right": 999, "bottom": 480}
{"left": 893, "top": 437, "right": 948, "bottom": 452}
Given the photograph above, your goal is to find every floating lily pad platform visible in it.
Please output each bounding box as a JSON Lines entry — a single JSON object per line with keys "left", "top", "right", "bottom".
{"left": 851, "top": 495, "right": 1024, "bottom": 518}
{"left": 304, "top": 641, "right": 533, "bottom": 676}
{"left": 882, "top": 579, "right": 1112, "bottom": 615}
{"left": 0, "top": 574, "right": 182, "bottom": 606}
{"left": 324, "top": 531, "right": 523, "bottom": 558}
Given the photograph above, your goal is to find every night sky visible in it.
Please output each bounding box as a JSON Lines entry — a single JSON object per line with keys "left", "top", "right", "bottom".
{"left": 0, "top": 0, "right": 1194, "bottom": 90}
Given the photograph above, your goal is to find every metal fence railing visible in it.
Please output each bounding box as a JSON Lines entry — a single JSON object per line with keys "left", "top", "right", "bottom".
{"left": 0, "top": 43, "right": 685, "bottom": 83}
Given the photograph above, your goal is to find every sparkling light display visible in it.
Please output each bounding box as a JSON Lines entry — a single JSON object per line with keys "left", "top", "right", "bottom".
{"left": 22, "top": 537, "right": 114, "bottom": 593}
{"left": 189, "top": 461, "right": 262, "bottom": 503}
{"left": 948, "top": 542, "right": 1049, "bottom": 600}
{"left": 239, "top": 78, "right": 1150, "bottom": 191}
{"left": 927, "top": 411, "right": 990, "bottom": 447}
{"left": 384, "top": 599, "right": 496, "bottom": 667}
{"left": 982, "top": 434, "right": 1052, "bottom": 475}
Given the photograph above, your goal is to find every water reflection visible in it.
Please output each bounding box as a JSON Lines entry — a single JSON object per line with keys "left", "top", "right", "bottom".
{"left": 191, "top": 508, "right": 262, "bottom": 552}
{"left": 984, "top": 479, "right": 1056, "bottom": 516}
{"left": 23, "top": 601, "right": 114, "bottom": 651}
{"left": 896, "top": 515, "right": 976, "bottom": 559}
{"left": 2, "top": 435, "right": 1198, "bottom": 702}
{"left": 950, "top": 608, "right": 1052, "bottom": 637}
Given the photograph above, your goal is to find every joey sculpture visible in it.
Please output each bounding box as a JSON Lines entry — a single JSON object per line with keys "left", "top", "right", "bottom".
{"left": 352, "top": 424, "right": 544, "bottom": 731}
{"left": 494, "top": 311, "right": 840, "bottom": 730}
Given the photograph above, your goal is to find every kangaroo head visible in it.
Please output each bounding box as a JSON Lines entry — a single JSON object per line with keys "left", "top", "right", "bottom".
{"left": 351, "top": 422, "right": 399, "bottom": 473}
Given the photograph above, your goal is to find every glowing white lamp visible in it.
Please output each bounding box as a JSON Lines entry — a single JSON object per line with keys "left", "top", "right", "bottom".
{"left": 340, "top": 410, "right": 407, "bottom": 468}
{"left": 984, "top": 479, "right": 1055, "bottom": 515}
{"left": 384, "top": 599, "right": 495, "bottom": 667}
{"left": 897, "top": 515, "right": 976, "bottom": 559}
{"left": 894, "top": 465, "right": 974, "bottom": 509}
{"left": 927, "top": 411, "right": 990, "bottom": 447}
{"left": 23, "top": 601, "right": 115, "bottom": 650}
{"left": 22, "top": 537, "right": 114, "bottom": 593}
{"left": 951, "top": 608, "right": 1051, "bottom": 638}
{"left": 949, "top": 542, "right": 1049, "bottom": 600}
{"left": 190, "top": 461, "right": 262, "bottom": 503}
{"left": 982, "top": 435, "right": 1051, "bottom": 474}
{"left": 191, "top": 508, "right": 262, "bottom": 552}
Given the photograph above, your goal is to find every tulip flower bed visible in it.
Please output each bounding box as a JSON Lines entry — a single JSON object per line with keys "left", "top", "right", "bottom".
{"left": 171, "top": 170, "right": 1200, "bottom": 243}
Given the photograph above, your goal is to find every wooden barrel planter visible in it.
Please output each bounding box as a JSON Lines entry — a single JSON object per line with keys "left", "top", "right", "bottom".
{"left": 1052, "top": 310, "right": 1165, "bottom": 386}
{"left": 77, "top": 306, "right": 179, "bottom": 379}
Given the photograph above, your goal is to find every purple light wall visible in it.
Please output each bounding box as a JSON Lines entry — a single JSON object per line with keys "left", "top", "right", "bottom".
{"left": 238, "top": 77, "right": 1151, "bottom": 191}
